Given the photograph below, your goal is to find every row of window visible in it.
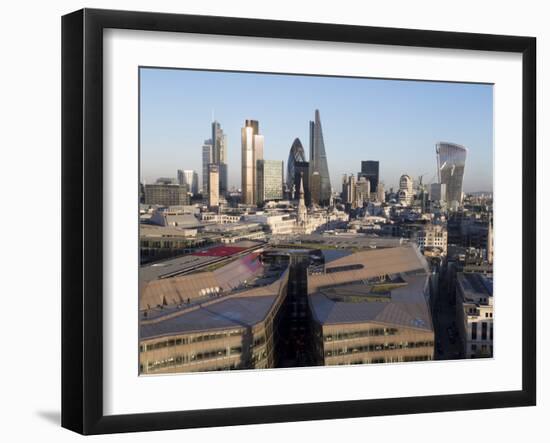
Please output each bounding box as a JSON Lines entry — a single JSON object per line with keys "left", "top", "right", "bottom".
{"left": 325, "top": 341, "right": 434, "bottom": 357}
{"left": 324, "top": 327, "right": 399, "bottom": 342}
{"left": 146, "top": 347, "right": 242, "bottom": 372}
{"left": 333, "top": 355, "right": 432, "bottom": 365}
{"left": 471, "top": 322, "right": 493, "bottom": 341}
{"left": 141, "top": 330, "right": 244, "bottom": 352}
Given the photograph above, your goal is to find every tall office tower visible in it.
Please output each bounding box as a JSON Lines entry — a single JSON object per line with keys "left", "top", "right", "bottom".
{"left": 309, "top": 109, "right": 332, "bottom": 205}
{"left": 208, "top": 163, "right": 220, "bottom": 208}
{"left": 436, "top": 142, "right": 468, "bottom": 210}
{"left": 241, "top": 119, "right": 264, "bottom": 205}
{"left": 257, "top": 160, "right": 284, "bottom": 204}
{"left": 359, "top": 160, "right": 380, "bottom": 193}
{"left": 201, "top": 139, "right": 213, "bottom": 194}
{"left": 356, "top": 176, "right": 371, "bottom": 207}
{"left": 287, "top": 138, "right": 306, "bottom": 197}
{"left": 487, "top": 218, "right": 493, "bottom": 264}
{"left": 399, "top": 174, "right": 414, "bottom": 205}
{"left": 294, "top": 161, "right": 310, "bottom": 204}
{"left": 211, "top": 121, "right": 228, "bottom": 195}
{"left": 177, "top": 169, "right": 199, "bottom": 196}
{"left": 377, "top": 182, "right": 386, "bottom": 203}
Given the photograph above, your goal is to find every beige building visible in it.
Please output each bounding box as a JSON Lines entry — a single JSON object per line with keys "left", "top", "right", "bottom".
{"left": 308, "top": 246, "right": 435, "bottom": 366}
{"left": 140, "top": 254, "right": 289, "bottom": 373}
{"left": 241, "top": 119, "right": 264, "bottom": 205}
{"left": 456, "top": 272, "right": 493, "bottom": 358}
{"left": 144, "top": 184, "right": 190, "bottom": 206}
{"left": 415, "top": 224, "right": 448, "bottom": 255}
{"left": 208, "top": 163, "right": 219, "bottom": 208}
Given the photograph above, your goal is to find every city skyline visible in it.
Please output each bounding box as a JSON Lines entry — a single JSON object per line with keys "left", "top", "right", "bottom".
{"left": 140, "top": 68, "right": 494, "bottom": 193}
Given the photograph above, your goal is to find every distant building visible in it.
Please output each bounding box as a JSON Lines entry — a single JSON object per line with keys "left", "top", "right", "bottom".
{"left": 177, "top": 169, "right": 199, "bottom": 196}
{"left": 201, "top": 139, "right": 213, "bottom": 194}
{"left": 429, "top": 183, "right": 447, "bottom": 203}
{"left": 287, "top": 138, "right": 306, "bottom": 198}
{"left": 241, "top": 119, "right": 264, "bottom": 205}
{"left": 208, "top": 164, "right": 219, "bottom": 208}
{"left": 212, "top": 121, "right": 228, "bottom": 196}
{"left": 436, "top": 142, "right": 467, "bottom": 210}
{"left": 398, "top": 174, "right": 414, "bottom": 205}
{"left": 456, "top": 272, "right": 493, "bottom": 358}
{"left": 355, "top": 176, "right": 371, "bottom": 207}
{"left": 293, "top": 161, "right": 310, "bottom": 203}
{"left": 377, "top": 182, "right": 386, "bottom": 203}
{"left": 309, "top": 110, "right": 332, "bottom": 205}
{"left": 415, "top": 224, "right": 448, "bottom": 255}
{"left": 257, "top": 160, "right": 284, "bottom": 203}
{"left": 144, "top": 183, "right": 189, "bottom": 206}
{"left": 359, "top": 160, "right": 379, "bottom": 193}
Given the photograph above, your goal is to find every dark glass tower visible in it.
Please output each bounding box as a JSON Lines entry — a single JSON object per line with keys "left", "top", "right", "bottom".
{"left": 287, "top": 138, "right": 306, "bottom": 197}
{"left": 309, "top": 109, "right": 332, "bottom": 205}
{"left": 359, "top": 160, "right": 379, "bottom": 193}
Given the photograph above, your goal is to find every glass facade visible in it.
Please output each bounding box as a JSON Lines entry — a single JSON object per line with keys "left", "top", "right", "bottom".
{"left": 309, "top": 110, "right": 332, "bottom": 205}
{"left": 286, "top": 138, "right": 306, "bottom": 197}
{"left": 360, "top": 160, "right": 379, "bottom": 193}
{"left": 257, "top": 160, "right": 284, "bottom": 203}
{"left": 436, "top": 142, "right": 467, "bottom": 209}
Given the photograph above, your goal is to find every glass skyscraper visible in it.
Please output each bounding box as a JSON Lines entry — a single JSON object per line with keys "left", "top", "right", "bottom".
{"left": 359, "top": 160, "right": 379, "bottom": 193}
{"left": 286, "top": 138, "right": 306, "bottom": 196}
{"left": 211, "top": 121, "right": 228, "bottom": 196}
{"left": 257, "top": 160, "right": 284, "bottom": 203}
{"left": 436, "top": 142, "right": 467, "bottom": 210}
{"left": 308, "top": 109, "right": 332, "bottom": 205}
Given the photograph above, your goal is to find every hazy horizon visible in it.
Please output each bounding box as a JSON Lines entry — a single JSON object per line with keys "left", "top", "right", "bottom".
{"left": 140, "top": 68, "right": 494, "bottom": 193}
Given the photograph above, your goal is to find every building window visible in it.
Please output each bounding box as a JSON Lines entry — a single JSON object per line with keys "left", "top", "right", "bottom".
{"left": 482, "top": 322, "right": 488, "bottom": 340}
{"left": 471, "top": 323, "right": 477, "bottom": 340}
{"left": 490, "top": 323, "right": 494, "bottom": 340}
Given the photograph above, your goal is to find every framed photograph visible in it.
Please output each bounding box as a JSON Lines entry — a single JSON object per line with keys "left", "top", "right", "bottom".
{"left": 61, "top": 8, "right": 536, "bottom": 435}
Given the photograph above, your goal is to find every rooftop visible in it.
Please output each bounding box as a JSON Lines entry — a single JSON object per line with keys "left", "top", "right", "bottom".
{"left": 308, "top": 246, "right": 433, "bottom": 331}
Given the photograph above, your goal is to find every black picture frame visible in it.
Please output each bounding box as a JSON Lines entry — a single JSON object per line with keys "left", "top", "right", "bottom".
{"left": 61, "top": 8, "right": 536, "bottom": 435}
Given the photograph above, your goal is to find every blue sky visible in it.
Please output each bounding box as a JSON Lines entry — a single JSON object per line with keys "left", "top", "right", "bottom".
{"left": 140, "top": 68, "right": 493, "bottom": 192}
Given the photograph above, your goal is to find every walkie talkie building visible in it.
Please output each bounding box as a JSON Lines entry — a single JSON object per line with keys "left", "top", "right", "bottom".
{"left": 436, "top": 142, "right": 468, "bottom": 210}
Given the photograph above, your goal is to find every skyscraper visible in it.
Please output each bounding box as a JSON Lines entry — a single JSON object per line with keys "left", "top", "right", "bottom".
{"left": 257, "top": 160, "right": 284, "bottom": 204}
{"left": 241, "top": 119, "right": 264, "bottom": 205}
{"left": 211, "top": 121, "right": 228, "bottom": 196}
{"left": 201, "top": 139, "right": 212, "bottom": 194}
{"left": 177, "top": 169, "right": 199, "bottom": 196}
{"left": 399, "top": 174, "right": 414, "bottom": 205}
{"left": 287, "top": 138, "right": 306, "bottom": 197}
{"left": 294, "top": 161, "right": 310, "bottom": 203}
{"left": 436, "top": 142, "right": 467, "bottom": 210}
{"left": 208, "top": 163, "right": 219, "bottom": 208}
{"left": 309, "top": 110, "right": 331, "bottom": 205}
{"left": 359, "top": 160, "right": 379, "bottom": 193}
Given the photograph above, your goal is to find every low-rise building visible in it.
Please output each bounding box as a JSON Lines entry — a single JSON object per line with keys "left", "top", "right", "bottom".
{"left": 456, "top": 272, "right": 493, "bottom": 358}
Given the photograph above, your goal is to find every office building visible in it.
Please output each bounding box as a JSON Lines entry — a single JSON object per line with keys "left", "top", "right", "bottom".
{"left": 359, "top": 160, "right": 379, "bottom": 193}
{"left": 208, "top": 163, "right": 219, "bottom": 208}
{"left": 398, "top": 174, "right": 414, "bottom": 205}
{"left": 211, "top": 121, "right": 228, "bottom": 196}
{"left": 257, "top": 160, "right": 284, "bottom": 203}
{"left": 377, "top": 182, "right": 386, "bottom": 203}
{"left": 415, "top": 224, "right": 448, "bottom": 255}
{"left": 144, "top": 183, "right": 190, "bottom": 206}
{"left": 287, "top": 138, "right": 306, "bottom": 197}
{"left": 429, "top": 183, "right": 447, "bottom": 203}
{"left": 309, "top": 110, "right": 332, "bottom": 205}
{"left": 308, "top": 245, "right": 435, "bottom": 366}
{"left": 456, "top": 272, "right": 493, "bottom": 358}
{"left": 177, "top": 169, "right": 199, "bottom": 196}
{"left": 201, "top": 139, "right": 213, "bottom": 194}
{"left": 241, "top": 119, "right": 264, "bottom": 205}
{"left": 436, "top": 142, "right": 468, "bottom": 210}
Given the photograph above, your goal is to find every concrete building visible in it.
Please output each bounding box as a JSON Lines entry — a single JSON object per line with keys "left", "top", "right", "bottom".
{"left": 241, "top": 119, "right": 264, "bottom": 205}
{"left": 208, "top": 164, "right": 219, "bottom": 208}
{"left": 144, "top": 183, "right": 190, "bottom": 206}
{"left": 415, "top": 224, "right": 448, "bottom": 255}
{"left": 456, "top": 272, "right": 493, "bottom": 358}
